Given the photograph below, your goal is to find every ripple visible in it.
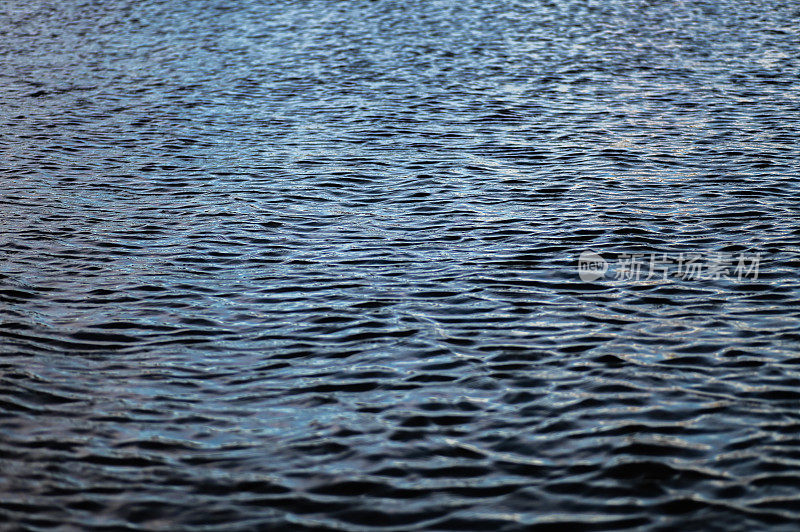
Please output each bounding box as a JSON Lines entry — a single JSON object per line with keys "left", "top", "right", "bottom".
{"left": 2, "top": 0, "right": 800, "bottom": 530}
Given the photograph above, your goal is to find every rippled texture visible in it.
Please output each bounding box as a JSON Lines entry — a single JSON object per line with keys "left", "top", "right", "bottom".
{"left": 2, "top": 0, "right": 800, "bottom": 530}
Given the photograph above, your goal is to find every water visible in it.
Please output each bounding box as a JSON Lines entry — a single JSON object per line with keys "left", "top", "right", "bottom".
{"left": 2, "top": 0, "right": 800, "bottom": 530}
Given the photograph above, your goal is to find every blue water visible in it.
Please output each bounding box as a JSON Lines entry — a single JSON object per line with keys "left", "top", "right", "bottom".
{"left": 2, "top": 0, "right": 800, "bottom": 530}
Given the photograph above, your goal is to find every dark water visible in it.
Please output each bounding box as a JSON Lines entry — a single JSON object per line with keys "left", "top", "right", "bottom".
{"left": 2, "top": 0, "right": 800, "bottom": 530}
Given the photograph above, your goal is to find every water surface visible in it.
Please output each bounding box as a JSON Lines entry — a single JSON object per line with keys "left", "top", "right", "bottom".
{"left": 2, "top": 0, "right": 800, "bottom": 530}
